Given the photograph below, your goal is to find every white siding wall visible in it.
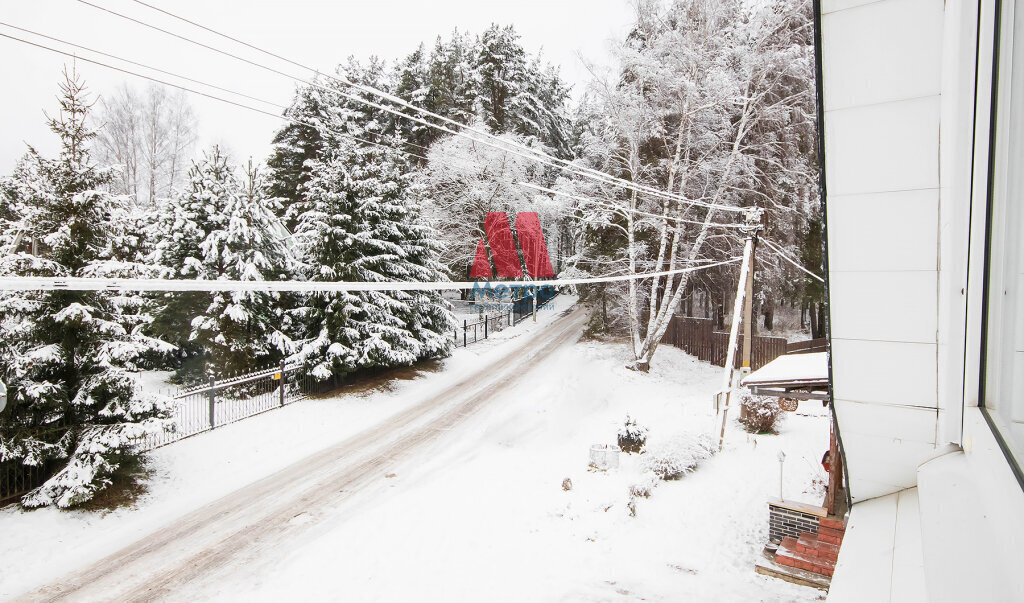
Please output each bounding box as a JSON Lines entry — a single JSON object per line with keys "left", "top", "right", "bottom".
{"left": 821, "top": 0, "right": 953, "bottom": 502}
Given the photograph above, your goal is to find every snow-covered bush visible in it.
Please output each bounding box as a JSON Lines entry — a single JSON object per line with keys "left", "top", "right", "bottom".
{"left": 617, "top": 414, "right": 648, "bottom": 453}
{"left": 739, "top": 391, "right": 784, "bottom": 434}
{"left": 641, "top": 433, "right": 715, "bottom": 480}
{"left": 629, "top": 471, "right": 659, "bottom": 498}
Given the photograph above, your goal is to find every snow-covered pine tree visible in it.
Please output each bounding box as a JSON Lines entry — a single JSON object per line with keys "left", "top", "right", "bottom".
{"left": 473, "top": 25, "right": 530, "bottom": 136}
{"left": 0, "top": 66, "right": 171, "bottom": 508}
{"left": 424, "top": 31, "right": 476, "bottom": 128}
{"left": 394, "top": 44, "right": 432, "bottom": 161}
{"left": 267, "top": 80, "right": 332, "bottom": 229}
{"left": 147, "top": 148, "right": 227, "bottom": 377}
{"left": 151, "top": 148, "right": 296, "bottom": 380}
{"left": 269, "top": 57, "right": 394, "bottom": 228}
{"left": 292, "top": 136, "right": 454, "bottom": 381}
{"left": 472, "top": 25, "right": 573, "bottom": 158}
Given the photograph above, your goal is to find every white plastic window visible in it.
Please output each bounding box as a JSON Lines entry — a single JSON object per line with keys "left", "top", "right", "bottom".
{"left": 984, "top": 0, "right": 1024, "bottom": 466}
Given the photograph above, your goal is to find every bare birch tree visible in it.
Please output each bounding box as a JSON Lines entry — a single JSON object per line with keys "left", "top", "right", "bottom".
{"left": 94, "top": 83, "right": 197, "bottom": 207}
{"left": 575, "top": 0, "right": 815, "bottom": 370}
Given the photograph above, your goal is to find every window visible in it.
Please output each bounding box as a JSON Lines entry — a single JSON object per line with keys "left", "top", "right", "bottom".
{"left": 983, "top": 0, "right": 1024, "bottom": 471}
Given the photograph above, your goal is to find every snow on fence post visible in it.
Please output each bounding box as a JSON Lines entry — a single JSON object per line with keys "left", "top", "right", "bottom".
{"left": 207, "top": 375, "right": 216, "bottom": 430}
{"left": 279, "top": 359, "right": 286, "bottom": 407}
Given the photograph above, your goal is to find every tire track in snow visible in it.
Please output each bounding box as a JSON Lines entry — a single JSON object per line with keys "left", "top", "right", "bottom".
{"left": 23, "top": 306, "right": 587, "bottom": 602}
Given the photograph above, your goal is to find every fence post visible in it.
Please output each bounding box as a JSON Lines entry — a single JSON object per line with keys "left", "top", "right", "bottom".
{"left": 208, "top": 375, "right": 216, "bottom": 430}
{"left": 463, "top": 319, "right": 467, "bottom": 347}
{"left": 279, "top": 359, "right": 286, "bottom": 407}
{"left": 484, "top": 316, "right": 488, "bottom": 339}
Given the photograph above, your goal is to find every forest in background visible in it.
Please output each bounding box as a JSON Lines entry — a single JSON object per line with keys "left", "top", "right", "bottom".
{"left": 0, "top": 0, "right": 824, "bottom": 506}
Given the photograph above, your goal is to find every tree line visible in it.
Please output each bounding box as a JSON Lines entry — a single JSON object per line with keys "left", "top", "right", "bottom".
{"left": 0, "top": 7, "right": 824, "bottom": 507}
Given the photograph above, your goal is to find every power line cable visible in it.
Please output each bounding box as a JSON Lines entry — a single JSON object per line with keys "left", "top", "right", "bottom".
{"left": 0, "top": 23, "right": 749, "bottom": 232}
{"left": 0, "top": 29, "right": 750, "bottom": 292}
{"left": 0, "top": 257, "right": 743, "bottom": 292}
{"left": 77, "top": 0, "right": 748, "bottom": 214}
{"left": 758, "top": 237, "right": 824, "bottom": 283}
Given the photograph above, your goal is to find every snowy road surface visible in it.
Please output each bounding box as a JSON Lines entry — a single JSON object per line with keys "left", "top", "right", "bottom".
{"left": 21, "top": 306, "right": 589, "bottom": 602}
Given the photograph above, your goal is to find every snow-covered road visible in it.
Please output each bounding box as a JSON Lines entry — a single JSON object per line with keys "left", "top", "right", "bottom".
{"left": 19, "top": 306, "right": 589, "bottom": 602}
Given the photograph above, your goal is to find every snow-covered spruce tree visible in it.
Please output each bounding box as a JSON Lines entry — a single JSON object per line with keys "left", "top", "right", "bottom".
{"left": 472, "top": 24, "right": 573, "bottom": 158}
{"left": 151, "top": 149, "right": 296, "bottom": 381}
{"left": 292, "top": 138, "right": 455, "bottom": 381}
{"left": 0, "top": 66, "right": 171, "bottom": 508}
{"left": 147, "top": 148, "right": 227, "bottom": 377}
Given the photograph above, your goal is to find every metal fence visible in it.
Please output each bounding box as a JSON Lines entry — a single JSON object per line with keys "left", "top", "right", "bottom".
{"left": 2, "top": 290, "right": 568, "bottom": 504}
{"left": 0, "top": 363, "right": 325, "bottom": 505}
{"left": 135, "top": 361, "right": 319, "bottom": 451}
{"left": 454, "top": 310, "right": 512, "bottom": 347}
{"left": 454, "top": 287, "right": 562, "bottom": 346}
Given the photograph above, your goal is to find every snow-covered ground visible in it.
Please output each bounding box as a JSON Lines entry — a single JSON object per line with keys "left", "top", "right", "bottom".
{"left": 179, "top": 340, "right": 828, "bottom": 602}
{"left": 0, "top": 296, "right": 829, "bottom": 601}
{"left": 0, "top": 295, "right": 577, "bottom": 597}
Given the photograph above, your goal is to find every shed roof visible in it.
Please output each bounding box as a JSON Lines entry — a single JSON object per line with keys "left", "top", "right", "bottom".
{"left": 741, "top": 351, "right": 828, "bottom": 387}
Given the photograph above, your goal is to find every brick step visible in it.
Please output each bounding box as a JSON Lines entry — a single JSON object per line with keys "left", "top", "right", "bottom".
{"left": 796, "top": 533, "right": 839, "bottom": 561}
{"left": 796, "top": 533, "right": 818, "bottom": 554}
{"left": 818, "top": 525, "right": 845, "bottom": 545}
{"left": 820, "top": 517, "right": 845, "bottom": 530}
{"left": 815, "top": 539, "right": 840, "bottom": 562}
{"left": 776, "top": 537, "right": 835, "bottom": 577}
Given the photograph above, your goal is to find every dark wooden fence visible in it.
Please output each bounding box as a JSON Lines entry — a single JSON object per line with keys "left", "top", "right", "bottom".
{"left": 661, "top": 316, "right": 790, "bottom": 371}
{"left": 786, "top": 338, "right": 827, "bottom": 354}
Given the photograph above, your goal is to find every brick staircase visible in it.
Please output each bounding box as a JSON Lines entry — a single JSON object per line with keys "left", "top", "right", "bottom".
{"left": 775, "top": 516, "right": 845, "bottom": 577}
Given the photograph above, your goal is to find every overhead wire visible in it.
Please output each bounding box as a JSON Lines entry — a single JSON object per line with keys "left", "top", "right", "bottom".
{"left": 0, "top": 27, "right": 751, "bottom": 292}
{"left": 75, "top": 0, "right": 749, "bottom": 214}
{"left": 0, "top": 258, "right": 744, "bottom": 292}
{"left": 758, "top": 237, "right": 825, "bottom": 283}
{"left": 0, "top": 23, "right": 750, "bottom": 232}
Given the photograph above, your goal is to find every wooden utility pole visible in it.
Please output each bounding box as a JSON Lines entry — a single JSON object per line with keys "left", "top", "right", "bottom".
{"left": 716, "top": 236, "right": 754, "bottom": 451}
{"left": 716, "top": 209, "right": 763, "bottom": 451}
{"left": 740, "top": 239, "right": 757, "bottom": 373}
{"left": 738, "top": 234, "right": 758, "bottom": 421}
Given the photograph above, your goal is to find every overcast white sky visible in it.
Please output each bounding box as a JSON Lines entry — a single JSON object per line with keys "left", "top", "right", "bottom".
{"left": 0, "top": 0, "right": 635, "bottom": 173}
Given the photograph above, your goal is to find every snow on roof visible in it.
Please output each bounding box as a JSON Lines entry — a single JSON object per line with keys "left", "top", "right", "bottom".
{"left": 741, "top": 351, "right": 828, "bottom": 387}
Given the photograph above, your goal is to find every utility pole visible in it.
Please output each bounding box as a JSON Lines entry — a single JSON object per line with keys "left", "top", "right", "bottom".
{"left": 740, "top": 237, "right": 757, "bottom": 374}
{"left": 738, "top": 220, "right": 759, "bottom": 420}
{"left": 716, "top": 208, "right": 763, "bottom": 451}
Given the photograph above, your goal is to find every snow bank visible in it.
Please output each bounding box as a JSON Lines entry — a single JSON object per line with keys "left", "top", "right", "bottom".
{"left": 0, "top": 297, "right": 577, "bottom": 598}
{"left": 171, "top": 338, "right": 830, "bottom": 602}
{"left": 1, "top": 298, "right": 828, "bottom": 602}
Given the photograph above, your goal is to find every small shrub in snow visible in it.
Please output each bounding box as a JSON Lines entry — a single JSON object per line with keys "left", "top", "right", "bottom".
{"left": 641, "top": 433, "right": 715, "bottom": 480}
{"left": 617, "top": 415, "right": 648, "bottom": 453}
{"left": 629, "top": 471, "right": 658, "bottom": 498}
{"left": 562, "top": 477, "right": 573, "bottom": 491}
{"left": 739, "top": 391, "right": 783, "bottom": 434}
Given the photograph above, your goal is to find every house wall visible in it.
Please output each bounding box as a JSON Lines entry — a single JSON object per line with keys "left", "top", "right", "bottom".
{"left": 820, "top": 0, "right": 956, "bottom": 503}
